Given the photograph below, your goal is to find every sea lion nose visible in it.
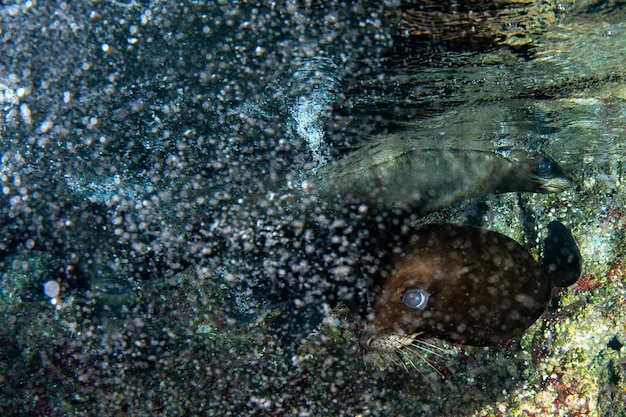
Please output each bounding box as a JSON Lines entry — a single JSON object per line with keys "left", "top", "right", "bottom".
{"left": 359, "top": 330, "right": 372, "bottom": 350}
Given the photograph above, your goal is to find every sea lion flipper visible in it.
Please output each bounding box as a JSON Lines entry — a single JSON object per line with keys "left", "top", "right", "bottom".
{"left": 541, "top": 220, "right": 582, "bottom": 287}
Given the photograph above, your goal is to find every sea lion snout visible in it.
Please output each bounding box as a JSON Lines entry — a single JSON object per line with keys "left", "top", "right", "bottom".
{"left": 359, "top": 327, "right": 415, "bottom": 353}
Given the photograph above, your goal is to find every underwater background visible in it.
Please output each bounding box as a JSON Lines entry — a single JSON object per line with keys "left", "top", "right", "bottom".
{"left": 1, "top": 0, "right": 625, "bottom": 416}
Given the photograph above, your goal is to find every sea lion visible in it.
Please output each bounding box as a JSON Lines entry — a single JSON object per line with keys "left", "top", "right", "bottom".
{"left": 359, "top": 221, "right": 582, "bottom": 352}
{"left": 313, "top": 138, "right": 573, "bottom": 216}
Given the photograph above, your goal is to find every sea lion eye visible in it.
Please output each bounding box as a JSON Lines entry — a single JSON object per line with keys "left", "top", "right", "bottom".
{"left": 537, "top": 158, "right": 553, "bottom": 175}
{"left": 402, "top": 289, "right": 429, "bottom": 310}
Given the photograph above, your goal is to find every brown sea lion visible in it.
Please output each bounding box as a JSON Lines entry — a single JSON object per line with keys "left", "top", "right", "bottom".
{"left": 359, "top": 221, "right": 582, "bottom": 352}
{"left": 313, "top": 138, "right": 573, "bottom": 216}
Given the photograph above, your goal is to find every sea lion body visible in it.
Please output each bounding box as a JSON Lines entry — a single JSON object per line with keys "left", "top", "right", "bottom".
{"left": 360, "top": 222, "right": 581, "bottom": 349}
{"left": 314, "top": 139, "right": 573, "bottom": 215}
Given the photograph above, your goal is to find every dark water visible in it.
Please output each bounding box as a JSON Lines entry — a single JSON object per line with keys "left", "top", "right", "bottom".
{"left": 1, "top": 1, "right": 625, "bottom": 416}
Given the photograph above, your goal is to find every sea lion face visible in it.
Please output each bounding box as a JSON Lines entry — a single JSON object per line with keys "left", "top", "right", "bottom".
{"left": 506, "top": 151, "right": 574, "bottom": 194}
{"left": 360, "top": 224, "right": 553, "bottom": 351}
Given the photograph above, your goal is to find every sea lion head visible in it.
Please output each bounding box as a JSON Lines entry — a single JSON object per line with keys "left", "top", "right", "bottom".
{"left": 507, "top": 150, "right": 574, "bottom": 193}
{"left": 360, "top": 224, "right": 555, "bottom": 356}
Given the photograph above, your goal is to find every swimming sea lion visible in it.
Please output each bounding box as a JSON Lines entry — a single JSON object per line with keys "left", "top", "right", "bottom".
{"left": 359, "top": 221, "right": 582, "bottom": 352}
{"left": 313, "top": 138, "right": 573, "bottom": 216}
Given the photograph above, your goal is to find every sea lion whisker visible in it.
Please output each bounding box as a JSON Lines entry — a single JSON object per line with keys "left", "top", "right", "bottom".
{"left": 398, "top": 350, "right": 421, "bottom": 373}
{"left": 389, "top": 357, "right": 400, "bottom": 369}
{"left": 390, "top": 353, "right": 410, "bottom": 373}
{"left": 409, "top": 338, "right": 449, "bottom": 355}
{"left": 396, "top": 349, "right": 427, "bottom": 377}
{"left": 405, "top": 341, "right": 446, "bottom": 358}
{"left": 383, "top": 352, "right": 399, "bottom": 367}
{"left": 398, "top": 347, "right": 443, "bottom": 376}
{"left": 402, "top": 342, "right": 440, "bottom": 358}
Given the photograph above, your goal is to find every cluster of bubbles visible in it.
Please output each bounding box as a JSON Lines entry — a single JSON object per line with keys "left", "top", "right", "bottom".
{"left": 0, "top": 1, "right": 409, "bottom": 415}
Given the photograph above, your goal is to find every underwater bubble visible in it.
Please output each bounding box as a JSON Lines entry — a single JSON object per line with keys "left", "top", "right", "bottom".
{"left": 43, "top": 280, "right": 60, "bottom": 298}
